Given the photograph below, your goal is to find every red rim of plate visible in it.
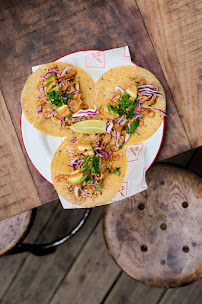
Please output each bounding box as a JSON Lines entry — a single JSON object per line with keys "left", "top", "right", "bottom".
{"left": 20, "top": 49, "right": 165, "bottom": 185}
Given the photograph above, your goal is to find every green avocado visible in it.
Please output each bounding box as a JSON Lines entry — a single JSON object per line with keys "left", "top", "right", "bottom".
{"left": 55, "top": 104, "right": 67, "bottom": 113}
{"left": 126, "top": 85, "right": 138, "bottom": 99}
{"left": 68, "top": 172, "right": 87, "bottom": 184}
{"left": 47, "top": 73, "right": 56, "bottom": 80}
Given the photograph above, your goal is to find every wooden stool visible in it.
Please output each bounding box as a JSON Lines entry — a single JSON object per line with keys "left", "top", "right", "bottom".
{"left": 0, "top": 210, "right": 33, "bottom": 256}
{"left": 103, "top": 164, "right": 202, "bottom": 288}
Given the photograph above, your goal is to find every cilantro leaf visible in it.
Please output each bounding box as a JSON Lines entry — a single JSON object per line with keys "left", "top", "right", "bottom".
{"left": 113, "top": 167, "right": 121, "bottom": 176}
{"left": 126, "top": 119, "right": 139, "bottom": 134}
{"left": 87, "top": 179, "right": 94, "bottom": 184}
{"left": 96, "top": 184, "right": 102, "bottom": 189}
{"left": 47, "top": 90, "right": 64, "bottom": 107}
{"left": 107, "top": 104, "right": 118, "bottom": 114}
{"left": 119, "top": 141, "right": 125, "bottom": 149}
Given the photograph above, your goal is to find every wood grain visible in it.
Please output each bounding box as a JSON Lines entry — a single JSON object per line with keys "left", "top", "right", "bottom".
{"left": 136, "top": 0, "right": 202, "bottom": 148}
{"left": 50, "top": 220, "right": 120, "bottom": 304}
{"left": 0, "top": 0, "right": 193, "bottom": 206}
{"left": 104, "top": 272, "right": 164, "bottom": 304}
{"left": 103, "top": 164, "right": 202, "bottom": 288}
{"left": 1, "top": 205, "right": 104, "bottom": 304}
{"left": 0, "top": 91, "right": 42, "bottom": 219}
{"left": 0, "top": 210, "right": 32, "bottom": 256}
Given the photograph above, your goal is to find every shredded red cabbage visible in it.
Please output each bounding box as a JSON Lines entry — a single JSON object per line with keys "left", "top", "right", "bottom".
{"left": 37, "top": 106, "right": 43, "bottom": 113}
{"left": 70, "top": 137, "right": 76, "bottom": 143}
{"left": 46, "top": 110, "right": 56, "bottom": 118}
{"left": 60, "top": 65, "right": 74, "bottom": 75}
{"left": 115, "top": 85, "right": 124, "bottom": 93}
{"left": 71, "top": 106, "right": 98, "bottom": 118}
{"left": 106, "top": 121, "right": 113, "bottom": 133}
{"left": 92, "top": 175, "right": 96, "bottom": 187}
{"left": 44, "top": 71, "right": 57, "bottom": 78}
{"left": 140, "top": 106, "right": 167, "bottom": 116}
{"left": 115, "top": 130, "right": 121, "bottom": 147}
{"left": 98, "top": 149, "right": 111, "bottom": 158}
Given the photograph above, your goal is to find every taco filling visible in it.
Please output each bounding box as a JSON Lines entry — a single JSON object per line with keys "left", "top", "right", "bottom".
{"left": 98, "top": 76, "right": 166, "bottom": 147}
{"left": 36, "top": 64, "right": 98, "bottom": 127}
{"left": 54, "top": 137, "right": 123, "bottom": 202}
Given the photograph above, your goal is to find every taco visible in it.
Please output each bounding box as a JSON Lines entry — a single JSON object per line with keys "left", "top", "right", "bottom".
{"left": 21, "top": 62, "right": 97, "bottom": 136}
{"left": 93, "top": 66, "right": 166, "bottom": 147}
{"left": 51, "top": 133, "right": 127, "bottom": 207}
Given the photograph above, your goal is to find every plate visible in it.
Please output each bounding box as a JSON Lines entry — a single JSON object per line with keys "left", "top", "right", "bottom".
{"left": 21, "top": 49, "right": 165, "bottom": 208}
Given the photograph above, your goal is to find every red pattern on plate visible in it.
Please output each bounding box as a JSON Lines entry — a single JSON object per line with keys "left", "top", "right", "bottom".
{"left": 125, "top": 143, "right": 143, "bottom": 162}
{"left": 110, "top": 182, "right": 128, "bottom": 202}
{"left": 85, "top": 51, "right": 105, "bottom": 68}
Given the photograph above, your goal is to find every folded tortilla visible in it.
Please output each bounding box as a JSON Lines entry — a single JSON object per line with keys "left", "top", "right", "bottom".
{"left": 93, "top": 65, "right": 166, "bottom": 144}
{"left": 21, "top": 62, "right": 95, "bottom": 136}
{"left": 51, "top": 136, "right": 127, "bottom": 207}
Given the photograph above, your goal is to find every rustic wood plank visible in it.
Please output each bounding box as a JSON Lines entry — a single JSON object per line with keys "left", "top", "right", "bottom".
{"left": 50, "top": 220, "right": 120, "bottom": 304}
{"left": 103, "top": 272, "right": 164, "bottom": 304}
{"left": 159, "top": 279, "right": 202, "bottom": 304}
{"left": 0, "top": 90, "right": 41, "bottom": 219}
{"left": 1, "top": 205, "right": 104, "bottom": 304}
{"left": 0, "top": 0, "right": 192, "bottom": 205}
{"left": 0, "top": 201, "right": 57, "bottom": 300}
{"left": 136, "top": 0, "right": 202, "bottom": 148}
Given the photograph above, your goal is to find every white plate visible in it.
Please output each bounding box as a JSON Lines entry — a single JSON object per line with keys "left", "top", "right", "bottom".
{"left": 21, "top": 49, "right": 165, "bottom": 208}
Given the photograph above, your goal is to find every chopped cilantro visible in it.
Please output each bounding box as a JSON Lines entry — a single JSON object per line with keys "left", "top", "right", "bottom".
{"left": 96, "top": 184, "right": 102, "bottom": 189}
{"left": 119, "top": 141, "right": 125, "bottom": 149}
{"left": 111, "top": 92, "right": 137, "bottom": 119}
{"left": 47, "top": 90, "right": 72, "bottom": 107}
{"left": 107, "top": 168, "right": 112, "bottom": 173}
{"left": 87, "top": 179, "right": 94, "bottom": 184}
{"left": 126, "top": 119, "right": 139, "bottom": 134}
{"left": 47, "top": 90, "right": 64, "bottom": 107}
{"left": 82, "top": 155, "right": 100, "bottom": 175}
{"left": 107, "top": 104, "right": 118, "bottom": 114}
{"left": 113, "top": 167, "right": 121, "bottom": 176}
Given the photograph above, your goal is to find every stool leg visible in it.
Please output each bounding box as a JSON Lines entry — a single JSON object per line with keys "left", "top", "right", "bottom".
{"left": 10, "top": 209, "right": 91, "bottom": 256}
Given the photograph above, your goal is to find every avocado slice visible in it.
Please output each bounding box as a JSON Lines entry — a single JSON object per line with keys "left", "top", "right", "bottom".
{"left": 47, "top": 73, "right": 56, "bottom": 80}
{"left": 55, "top": 104, "right": 68, "bottom": 113}
{"left": 78, "top": 143, "right": 95, "bottom": 156}
{"left": 102, "top": 107, "right": 119, "bottom": 119}
{"left": 68, "top": 172, "right": 87, "bottom": 184}
{"left": 126, "top": 85, "right": 138, "bottom": 99}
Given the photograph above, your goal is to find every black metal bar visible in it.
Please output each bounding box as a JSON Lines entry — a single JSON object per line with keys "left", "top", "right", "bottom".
{"left": 11, "top": 208, "right": 91, "bottom": 256}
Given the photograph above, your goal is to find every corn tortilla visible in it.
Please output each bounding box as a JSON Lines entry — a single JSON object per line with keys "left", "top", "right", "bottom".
{"left": 21, "top": 62, "right": 95, "bottom": 137}
{"left": 93, "top": 65, "right": 166, "bottom": 144}
{"left": 51, "top": 136, "right": 127, "bottom": 207}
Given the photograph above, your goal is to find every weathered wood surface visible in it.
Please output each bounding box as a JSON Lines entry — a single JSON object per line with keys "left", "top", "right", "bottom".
{"left": 103, "top": 164, "right": 202, "bottom": 288}
{"left": 137, "top": 0, "right": 202, "bottom": 148}
{"left": 0, "top": 91, "right": 42, "bottom": 220}
{"left": 0, "top": 185, "right": 201, "bottom": 304}
{"left": 0, "top": 0, "right": 197, "bottom": 210}
{"left": 0, "top": 210, "right": 32, "bottom": 256}
{"left": 0, "top": 202, "right": 104, "bottom": 304}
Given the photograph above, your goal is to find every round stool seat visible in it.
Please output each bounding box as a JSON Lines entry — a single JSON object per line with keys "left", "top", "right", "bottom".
{"left": 103, "top": 164, "right": 202, "bottom": 288}
{"left": 0, "top": 210, "right": 32, "bottom": 256}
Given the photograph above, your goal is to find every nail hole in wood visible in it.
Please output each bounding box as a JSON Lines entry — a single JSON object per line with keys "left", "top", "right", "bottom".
{"left": 160, "top": 223, "right": 167, "bottom": 230}
{"left": 182, "top": 202, "right": 188, "bottom": 208}
{"left": 183, "top": 246, "right": 189, "bottom": 253}
{"left": 138, "top": 203, "right": 145, "bottom": 210}
{"left": 161, "top": 260, "right": 165, "bottom": 265}
{"left": 141, "top": 245, "right": 148, "bottom": 252}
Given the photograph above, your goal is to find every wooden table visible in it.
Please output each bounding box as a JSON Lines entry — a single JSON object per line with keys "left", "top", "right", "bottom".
{"left": 0, "top": 0, "right": 201, "bottom": 220}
